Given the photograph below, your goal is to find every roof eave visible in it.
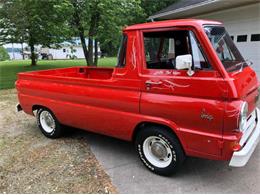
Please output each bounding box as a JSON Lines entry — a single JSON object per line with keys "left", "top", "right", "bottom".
{"left": 149, "top": 0, "right": 219, "bottom": 20}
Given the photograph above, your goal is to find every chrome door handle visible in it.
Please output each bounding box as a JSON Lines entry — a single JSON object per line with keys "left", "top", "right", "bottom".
{"left": 145, "top": 80, "right": 162, "bottom": 85}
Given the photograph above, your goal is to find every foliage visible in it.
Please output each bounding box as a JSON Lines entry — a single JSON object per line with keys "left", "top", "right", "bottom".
{"left": 94, "top": 0, "right": 176, "bottom": 57}
{"left": 96, "top": 0, "right": 143, "bottom": 57}
{"left": 69, "top": 0, "right": 143, "bottom": 65}
{"left": 0, "top": 0, "right": 176, "bottom": 66}
{"left": 0, "top": 46, "right": 10, "bottom": 61}
{"left": 0, "top": 0, "right": 73, "bottom": 66}
{"left": 138, "top": 0, "right": 177, "bottom": 23}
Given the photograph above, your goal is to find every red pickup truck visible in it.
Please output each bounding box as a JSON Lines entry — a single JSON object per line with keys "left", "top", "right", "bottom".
{"left": 16, "top": 19, "right": 260, "bottom": 176}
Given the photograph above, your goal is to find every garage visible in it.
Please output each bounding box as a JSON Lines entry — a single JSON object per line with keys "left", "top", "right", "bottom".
{"left": 149, "top": 0, "right": 260, "bottom": 76}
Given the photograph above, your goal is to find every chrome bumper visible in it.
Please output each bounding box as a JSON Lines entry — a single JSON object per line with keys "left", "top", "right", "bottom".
{"left": 229, "top": 108, "right": 260, "bottom": 167}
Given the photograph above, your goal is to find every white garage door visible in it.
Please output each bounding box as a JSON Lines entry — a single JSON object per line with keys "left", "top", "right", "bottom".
{"left": 235, "top": 34, "right": 260, "bottom": 73}
{"left": 196, "top": 3, "right": 260, "bottom": 76}
{"left": 229, "top": 18, "right": 260, "bottom": 76}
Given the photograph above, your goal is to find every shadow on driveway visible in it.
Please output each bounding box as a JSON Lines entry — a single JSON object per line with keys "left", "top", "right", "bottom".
{"left": 66, "top": 127, "right": 260, "bottom": 193}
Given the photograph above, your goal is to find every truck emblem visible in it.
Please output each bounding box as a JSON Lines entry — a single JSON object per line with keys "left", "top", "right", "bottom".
{"left": 201, "top": 109, "right": 213, "bottom": 121}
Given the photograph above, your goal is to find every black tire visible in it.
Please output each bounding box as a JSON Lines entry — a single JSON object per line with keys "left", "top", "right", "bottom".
{"left": 36, "top": 108, "right": 62, "bottom": 138}
{"left": 135, "top": 126, "right": 185, "bottom": 176}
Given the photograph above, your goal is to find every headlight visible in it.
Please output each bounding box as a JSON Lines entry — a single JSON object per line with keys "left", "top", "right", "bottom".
{"left": 239, "top": 102, "right": 248, "bottom": 131}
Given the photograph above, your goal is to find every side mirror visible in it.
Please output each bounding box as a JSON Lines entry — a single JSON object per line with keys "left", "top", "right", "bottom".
{"left": 176, "top": 54, "right": 194, "bottom": 76}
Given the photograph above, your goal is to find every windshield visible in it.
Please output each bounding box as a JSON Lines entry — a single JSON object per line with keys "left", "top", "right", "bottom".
{"left": 204, "top": 26, "right": 247, "bottom": 72}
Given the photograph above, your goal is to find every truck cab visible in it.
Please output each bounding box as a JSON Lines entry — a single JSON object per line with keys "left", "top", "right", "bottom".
{"left": 16, "top": 19, "right": 260, "bottom": 175}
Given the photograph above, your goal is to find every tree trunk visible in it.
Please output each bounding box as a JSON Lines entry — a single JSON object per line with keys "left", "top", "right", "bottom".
{"left": 21, "top": 43, "right": 24, "bottom": 60}
{"left": 30, "top": 44, "right": 36, "bottom": 66}
{"left": 94, "top": 39, "right": 98, "bottom": 66}
{"left": 79, "top": 31, "right": 90, "bottom": 65}
{"left": 88, "top": 2, "right": 100, "bottom": 66}
{"left": 72, "top": 1, "right": 90, "bottom": 66}
{"left": 88, "top": 37, "right": 94, "bottom": 65}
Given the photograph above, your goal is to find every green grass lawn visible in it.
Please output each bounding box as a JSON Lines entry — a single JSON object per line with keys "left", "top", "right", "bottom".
{"left": 0, "top": 58, "right": 117, "bottom": 90}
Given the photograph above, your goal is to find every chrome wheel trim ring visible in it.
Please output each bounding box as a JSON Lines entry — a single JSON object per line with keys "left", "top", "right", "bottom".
{"left": 39, "top": 111, "right": 55, "bottom": 133}
{"left": 143, "top": 136, "right": 173, "bottom": 168}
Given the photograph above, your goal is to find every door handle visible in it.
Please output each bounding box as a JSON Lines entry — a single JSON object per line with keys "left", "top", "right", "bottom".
{"left": 145, "top": 80, "right": 162, "bottom": 86}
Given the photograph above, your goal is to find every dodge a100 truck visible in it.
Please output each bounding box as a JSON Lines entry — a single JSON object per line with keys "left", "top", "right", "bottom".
{"left": 16, "top": 19, "right": 260, "bottom": 175}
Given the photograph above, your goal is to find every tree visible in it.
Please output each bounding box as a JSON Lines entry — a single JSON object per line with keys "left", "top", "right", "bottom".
{"left": 97, "top": 0, "right": 143, "bottom": 57}
{"left": 0, "top": 0, "right": 72, "bottom": 66}
{"left": 70, "top": 0, "right": 90, "bottom": 65}
{"left": 137, "top": 0, "right": 176, "bottom": 23}
{"left": 95, "top": 0, "right": 176, "bottom": 58}
{"left": 0, "top": 46, "right": 10, "bottom": 61}
{"left": 70, "top": 0, "right": 105, "bottom": 66}
{"left": 70, "top": 0, "right": 143, "bottom": 66}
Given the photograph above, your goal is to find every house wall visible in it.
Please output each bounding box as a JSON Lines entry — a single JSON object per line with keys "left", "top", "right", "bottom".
{"left": 3, "top": 43, "right": 25, "bottom": 60}
{"left": 48, "top": 45, "right": 100, "bottom": 59}
{"left": 194, "top": 3, "right": 260, "bottom": 75}
{"left": 2, "top": 38, "right": 101, "bottom": 60}
{"left": 48, "top": 47, "right": 85, "bottom": 59}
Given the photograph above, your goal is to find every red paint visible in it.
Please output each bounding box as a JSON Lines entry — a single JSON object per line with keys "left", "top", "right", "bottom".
{"left": 16, "top": 19, "right": 259, "bottom": 162}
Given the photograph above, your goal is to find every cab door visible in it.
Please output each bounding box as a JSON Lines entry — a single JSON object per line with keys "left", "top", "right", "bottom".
{"left": 140, "top": 28, "right": 226, "bottom": 157}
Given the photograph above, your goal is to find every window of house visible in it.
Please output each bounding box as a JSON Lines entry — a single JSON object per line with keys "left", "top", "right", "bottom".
{"left": 237, "top": 35, "right": 247, "bottom": 42}
{"left": 117, "top": 34, "right": 127, "bottom": 67}
{"left": 230, "top": 35, "right": 234, "bottom": 41}
{"left": 63, "top": 48, "right": 66, "bottom": 52}
{"left": 251, "top": 34, "right": 260, "bottom": 42}
{"left": 143, "top": 30, "right": 211, "bottom": 70}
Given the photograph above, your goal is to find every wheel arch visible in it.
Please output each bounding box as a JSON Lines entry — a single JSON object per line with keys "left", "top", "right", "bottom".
{"left": 32, "top": 104, "right": 53, "bottom": 116}
{"left": 32, "top": 104, "right": 45, "bottom": 111}
{"left": 132, "top": 121, "right": 186, "bottom": 153}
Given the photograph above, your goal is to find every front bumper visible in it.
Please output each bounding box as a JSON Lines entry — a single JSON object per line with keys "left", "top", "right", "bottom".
{"left": 229, "top": 108, "right": 260, "bottom": 167}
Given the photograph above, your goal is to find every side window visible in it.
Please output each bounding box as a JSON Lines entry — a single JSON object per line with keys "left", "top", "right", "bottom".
{"left": 117, "top": 34, "right": 127, "bottom": 67}
{"left": 210, "top": 33, "right": 235, "bottom": 62}
{"left": 189, "top": 31, "right": 211, "bottom": 69}
{"left": 144, "top": 30, "right": 190, "bottom": 69}
{"left": 143, "top": 30, "right": 211, "bottom": 70}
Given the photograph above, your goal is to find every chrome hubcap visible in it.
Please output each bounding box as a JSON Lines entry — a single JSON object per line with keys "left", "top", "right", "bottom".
{"left": 40, "top": 111, "right": 55, "bottom": 133}
{"left": 150, "top": 141, "right": 168, "bottom": 160}
{"left": 143, "top": 136, "right": 173, "bottom": 168}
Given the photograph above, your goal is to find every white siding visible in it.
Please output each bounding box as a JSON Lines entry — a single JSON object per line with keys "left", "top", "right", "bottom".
{"left": 48, "top": 46, "right": 98, "bottom": 59}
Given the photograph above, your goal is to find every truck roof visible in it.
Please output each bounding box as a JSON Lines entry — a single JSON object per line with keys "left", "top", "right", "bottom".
{"left": 124, "top": 19, "right": 222, "bottom": 31}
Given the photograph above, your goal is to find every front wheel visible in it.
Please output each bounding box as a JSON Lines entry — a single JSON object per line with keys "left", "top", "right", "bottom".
{"left": 36, "top": 108, "right": 62, "bottom": 138}
{"left": 135, "top": 126, "right": 185, "bottom": 176}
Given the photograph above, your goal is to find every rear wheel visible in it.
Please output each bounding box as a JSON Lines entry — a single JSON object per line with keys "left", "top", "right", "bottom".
{"left": 36, "top": 108, "right": 62, "bottom": 138}
{"left": 135, "top": 126, "right": 185, "bottom": 176}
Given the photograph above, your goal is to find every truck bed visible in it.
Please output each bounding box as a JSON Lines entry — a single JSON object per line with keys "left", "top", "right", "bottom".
{"left": 18, "top": 66, "right": 114, "bottom": 80}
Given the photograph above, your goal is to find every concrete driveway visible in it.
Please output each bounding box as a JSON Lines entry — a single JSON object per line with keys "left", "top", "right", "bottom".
{"left": 85, "top": 130, "right": 260, "bottom": 193}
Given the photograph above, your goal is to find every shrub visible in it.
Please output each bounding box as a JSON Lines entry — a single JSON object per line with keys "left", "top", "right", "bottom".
{"left": 0, "top": 46, "right": 10, "bottom": 61}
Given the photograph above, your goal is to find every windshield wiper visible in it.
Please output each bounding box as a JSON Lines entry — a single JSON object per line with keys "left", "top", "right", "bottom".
{"left": 234, "top": 60, "right": 253, "bottom": 73}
